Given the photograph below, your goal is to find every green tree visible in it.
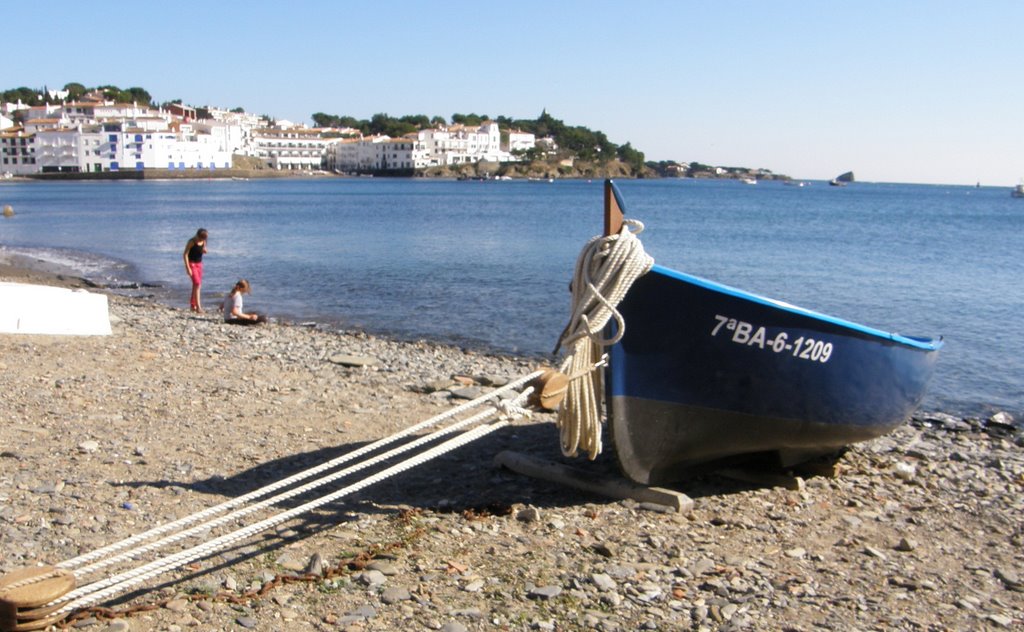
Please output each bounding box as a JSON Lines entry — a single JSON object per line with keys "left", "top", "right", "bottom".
{"left": 124, "top": 86, "right": 153, "bottom": 105}
{"left": 2, "top": 87, "right": 42, "bottom": 106}
{"left": 513, "top": 146, "right": 545, "bottom": 162}
{"left": 367, "top": 113, "right": 417, "bottom": 137}
{"left": 533, "top": 109, "right": 564, "bottom": 139}
{"left": 451, "top": 113, "right": 488, "bottom": 126}
{"left": 338, "top": 116, "right": 366, "bottom": 130}
{"left": 557, "top": 126, "right": 614, "bottom": 162}
{"left": 399, "top": 114, "right": 430, "bottom": 129}
{"left": 63, "top": 82, "right": 87, "bottom": 101}
{"left": 96, "top": 85, "right": 121, "bottom": 101}
{"left": 617, "top": 142, "right": 645, "bottom": 172}
{"left": 312, "top": 112, "right": 340, "bottom": 127}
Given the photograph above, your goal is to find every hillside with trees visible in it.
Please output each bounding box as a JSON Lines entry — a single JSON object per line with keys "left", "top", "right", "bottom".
{"left": 2, "top": 83, "right": 154, "bottom": 107}
{"left": 3, "top": 82, "right": 786, "bottom": 180}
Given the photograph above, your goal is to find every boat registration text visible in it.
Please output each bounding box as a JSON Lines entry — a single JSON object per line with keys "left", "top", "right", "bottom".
{"left": 711, "top": 315, "right": 834, "bottom": 363}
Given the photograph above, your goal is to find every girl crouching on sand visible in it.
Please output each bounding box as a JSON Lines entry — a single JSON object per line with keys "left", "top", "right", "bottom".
{"left": 222, "top": 279, "right": 266, "bottom": 325}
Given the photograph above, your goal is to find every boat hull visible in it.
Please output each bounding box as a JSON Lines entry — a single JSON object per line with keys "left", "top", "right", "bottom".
{"left": 607, "top": 265, "right": 941, "bottom": 484}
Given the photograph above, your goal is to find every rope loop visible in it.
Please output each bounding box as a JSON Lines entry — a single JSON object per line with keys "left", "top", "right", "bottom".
{"left": 554, "top": 219, "right": 653, "bottom": 460}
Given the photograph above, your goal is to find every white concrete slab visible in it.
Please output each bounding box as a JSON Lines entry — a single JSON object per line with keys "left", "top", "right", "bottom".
{"left": 0, "top": 282, "right": 111, "bottom": 336}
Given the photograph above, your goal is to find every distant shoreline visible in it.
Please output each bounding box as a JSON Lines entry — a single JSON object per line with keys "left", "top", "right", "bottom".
{"left": 12, "top": 167, "right": 785, "bottom": 183}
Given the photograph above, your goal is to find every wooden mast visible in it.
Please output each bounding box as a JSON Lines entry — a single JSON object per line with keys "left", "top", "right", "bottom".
{"left": 604, "top": 179, "right": 624, "bottom": 237}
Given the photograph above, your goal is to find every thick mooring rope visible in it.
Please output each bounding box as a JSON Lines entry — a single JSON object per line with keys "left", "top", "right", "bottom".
{"left": 58, "top": 370, "right": 543, "bottom": 575}
{"left": 30, "top": 378, "right": 542, "bottom": 619}
{"left": 554, "top": 219, "right": 654, "bottom": 460}
{"left": 54, "top": 413, "right": 523, "bottom": 617}
{"left": 64, "top": 388, "right": 532, "bottom": 586}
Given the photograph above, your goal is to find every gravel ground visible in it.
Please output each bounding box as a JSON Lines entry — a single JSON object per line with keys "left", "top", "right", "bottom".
{"left": 0, "top": 274, "right": 1021, "bottom": 632}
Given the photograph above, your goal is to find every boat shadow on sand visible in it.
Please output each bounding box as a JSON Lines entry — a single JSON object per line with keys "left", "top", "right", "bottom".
{"left": 116, "top": 421, "right": 840, "bottom": 516}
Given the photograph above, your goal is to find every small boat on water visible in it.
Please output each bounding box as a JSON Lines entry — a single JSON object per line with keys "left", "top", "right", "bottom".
{"left": 598, "top": 181, "right": 942, "bottom": 484}
{"left": 740, "top": 177, "right": 757, "bottom": 185}
{"left": 1012, "top": 182, "right": 1024, "bottom": 198}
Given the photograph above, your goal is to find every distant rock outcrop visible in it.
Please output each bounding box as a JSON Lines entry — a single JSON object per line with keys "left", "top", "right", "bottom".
{"left": 829, "top": 171, "right": 855, "bottom": 186}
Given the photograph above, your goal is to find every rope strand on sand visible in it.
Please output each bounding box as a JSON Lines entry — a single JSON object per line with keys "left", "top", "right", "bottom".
{"left": 57, "top": 370, "right": 544, "bottom": 575}
{"left": 54, "top": 394, "right": 531, "bottom": 616}
{"left": 554, "top": 219, "right": 654, "bottom": 460}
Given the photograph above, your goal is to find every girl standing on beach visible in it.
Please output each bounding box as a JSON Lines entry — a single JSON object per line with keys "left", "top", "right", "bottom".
{"left": 183, "top": 228, "right": 208, "bottom": 312}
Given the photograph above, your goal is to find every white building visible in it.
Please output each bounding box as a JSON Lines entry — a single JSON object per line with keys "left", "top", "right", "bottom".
{"left": 245, "top": 127, "right": 328, "bottom": 170}
{"left": 506, "top": 130, "right": 536, "bottom": 153}
{"left": 58, "top": 101, "right": 159, "bottom": 125}
{"left": 1, "top": 129, "right": 36, "bottom": 175}
{"left": 34, "top": 126, "right": 88, "bottom": 173}
{"left": 205, "top": 107, "right": 265, "bottom": 129}
{"left": 22, "top": 115, "right": 63, "bottom": 134}
{"left": 325, "top": 136, "right": 417, "bottom": 173}
{"left": 160, "top": 128, "right": 232, "bottom": 171}
{"left": 324, "top": 137, "right": 361, "bottom": 172}
{"left": 2, "top": 100, "right": 30, "bottom": 117}
{"left": 374, "top": 138, "right": 416, "bottom": 171}
{"left": 191, "top": 119, "right": 247, "bottom": 155}
{"left": 16, "top": 100, "right": 168, "bottom": 132}
{"left": 416, "top": 121, "right": 512, "bottom": 166}
{"left": 28, "top": 122, "right": 231, "bottom": 174}
{"left": 326, "top": 121, "right": 537, "bottom": 173}
{"left": 535, "top": 136, "right": 558, "bottom": 153}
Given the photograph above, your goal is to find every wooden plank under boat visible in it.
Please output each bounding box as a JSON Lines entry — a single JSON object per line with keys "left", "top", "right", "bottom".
{"left": 600, "top": 181, "right": 942, "bottom": 484}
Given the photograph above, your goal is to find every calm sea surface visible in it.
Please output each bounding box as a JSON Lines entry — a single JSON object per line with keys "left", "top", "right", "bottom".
{"left": 0, "top": 177, "right": 1020, "bottom": 418}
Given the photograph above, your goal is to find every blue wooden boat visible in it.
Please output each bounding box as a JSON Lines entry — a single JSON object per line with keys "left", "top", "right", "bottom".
{"left": 601, "top": 181, "right": 942, "bottom": 484}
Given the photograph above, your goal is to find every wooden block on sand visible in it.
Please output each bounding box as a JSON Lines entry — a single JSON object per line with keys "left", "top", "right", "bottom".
{"left": 494, "top": 450, "right": 693, "bottom": 515}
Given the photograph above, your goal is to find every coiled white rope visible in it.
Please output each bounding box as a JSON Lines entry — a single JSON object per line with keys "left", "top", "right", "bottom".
{"left": 554, "top": 219, "right": 653, "bottom": 460}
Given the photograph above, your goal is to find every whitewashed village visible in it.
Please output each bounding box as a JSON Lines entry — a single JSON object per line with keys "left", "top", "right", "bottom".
{"left": 0, "top": 89, "right": 551, "bottom": 177}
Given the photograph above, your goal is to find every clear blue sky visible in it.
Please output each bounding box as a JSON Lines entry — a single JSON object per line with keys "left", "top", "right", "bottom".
{"left": 8, "top": 1, "right": 1023, "bottom": 185}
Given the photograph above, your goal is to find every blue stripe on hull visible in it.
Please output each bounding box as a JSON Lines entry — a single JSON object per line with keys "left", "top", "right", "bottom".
{"left": 607, "top": 266, "right": 941, "bottom": 483}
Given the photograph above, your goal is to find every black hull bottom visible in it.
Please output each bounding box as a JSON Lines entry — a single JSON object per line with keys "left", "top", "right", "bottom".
{"left": 610, "top": 395, "right": 900, "bottom": 485}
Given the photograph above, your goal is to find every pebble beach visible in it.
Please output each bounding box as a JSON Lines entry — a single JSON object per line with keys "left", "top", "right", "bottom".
{"left": 1, "top": 267, "right": 1022, "bottom": 632}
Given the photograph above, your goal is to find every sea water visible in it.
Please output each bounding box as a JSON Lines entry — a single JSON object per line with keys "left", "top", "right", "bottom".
{"left": 0, "top": 177, "right": 1020, "bottom": 418}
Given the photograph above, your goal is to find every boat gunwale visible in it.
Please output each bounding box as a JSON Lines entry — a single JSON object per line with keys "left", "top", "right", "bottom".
{"left": 647, "top": 263, "right": 943, "bottom": 352}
